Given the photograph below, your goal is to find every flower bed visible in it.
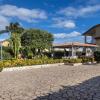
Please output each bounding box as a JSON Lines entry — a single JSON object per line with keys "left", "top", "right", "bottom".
{"left": 63, "top": 57, "right": 95, "bottom": 66}
{"left": 63, "top": 58, "right": 82, "bottom": 66}
{"left": 80, "top": 57, "right": 95, "bottom": 63}
{"left": 0, "top": 57, "right": 96, "bottom": 72}
{"left": 0, "top": 59, "right": 64, "bottom": 72}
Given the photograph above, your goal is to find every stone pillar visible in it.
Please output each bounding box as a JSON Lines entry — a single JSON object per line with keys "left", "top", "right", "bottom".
{"left": 72, "top": 44, "right": 74, "bottom": 57}
{"left": 71, "top": 44, "right": 76, "bottom": 58}
{"left": 51, "top": 47, "right": 54, "bottom": 58}
{"left": 64, "top": 48, "right": 66, "bottom": 57}
{"left": 84, "top": 36, "right": 87, "bottom": 56}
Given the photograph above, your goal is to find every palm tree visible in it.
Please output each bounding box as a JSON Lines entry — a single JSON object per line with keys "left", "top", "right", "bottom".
{"left": 6, "top": 22, "right": 24, "bottom": 59}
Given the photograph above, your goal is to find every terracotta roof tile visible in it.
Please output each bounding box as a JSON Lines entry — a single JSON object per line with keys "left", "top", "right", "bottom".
{"left": 53, "top": 42, "right": 98, "bottom": 48}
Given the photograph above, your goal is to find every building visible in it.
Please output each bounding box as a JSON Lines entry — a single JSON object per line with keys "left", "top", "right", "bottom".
{"left": 53, "top": 42, "right": 97, "bottom": 58}
{"left": 0, "top": 40, "right": 9, "bottom": 47}
{"left": 83, "top": 24, "right": 100, "bottom": 46}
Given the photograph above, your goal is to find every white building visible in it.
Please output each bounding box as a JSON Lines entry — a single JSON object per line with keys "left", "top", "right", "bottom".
{"left": 83, "top": 24, "right": 100, "bottom": 46}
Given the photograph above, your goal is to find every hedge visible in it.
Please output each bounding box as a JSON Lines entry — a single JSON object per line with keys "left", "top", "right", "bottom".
{"left": 0, "top": 58, "right": 64, "bottom": 71}
{"left": 94, "top": 51, "right": 100, "bottom": 63}
{"left": 63, "top": 58, "right": 82, "bottom": 63}
{"left": 0, "top": 57, "right": 95, "bottom": 72}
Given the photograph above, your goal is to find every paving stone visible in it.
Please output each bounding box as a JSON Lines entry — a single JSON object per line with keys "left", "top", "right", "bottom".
{"left": 0, "top": 65, "right": 100, "bottom": 100}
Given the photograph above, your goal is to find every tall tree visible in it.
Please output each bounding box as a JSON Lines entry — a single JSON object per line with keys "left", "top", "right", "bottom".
{"left": 6, "top": 22, "right": 24, "bottom": 59}
{"left": 21, "top": 29, "right": 54, "bottom": 57}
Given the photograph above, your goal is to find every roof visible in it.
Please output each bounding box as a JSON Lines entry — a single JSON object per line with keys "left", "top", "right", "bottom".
{"left": 53, "top": 42, "right": 98, "bottom": 48}
{"left": 83, "top": 24, "right": 100, "bottom": 36}
{"left": 0, "top": 40, "right": 9, "bottom": 47}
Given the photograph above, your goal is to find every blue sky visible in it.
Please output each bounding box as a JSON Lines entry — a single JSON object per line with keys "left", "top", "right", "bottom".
{"left": 0, "top": 0, "right": 100, "bottom": 43}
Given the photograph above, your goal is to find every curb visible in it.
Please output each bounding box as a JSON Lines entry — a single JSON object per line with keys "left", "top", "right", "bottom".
{"left": 2, "top": 63, "right": 64, "bottom": 72}
{"left": 64, "top": 63, "right": 82, "bottom": 66}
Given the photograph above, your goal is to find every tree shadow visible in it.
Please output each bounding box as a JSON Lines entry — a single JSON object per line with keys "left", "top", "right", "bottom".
{"left": 34, "top": 76, "right": 100, "bottom": 100}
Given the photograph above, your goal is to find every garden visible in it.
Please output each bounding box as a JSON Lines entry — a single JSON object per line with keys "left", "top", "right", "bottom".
{"left": 0, "top": 22, "right": 100, "bottom": 72}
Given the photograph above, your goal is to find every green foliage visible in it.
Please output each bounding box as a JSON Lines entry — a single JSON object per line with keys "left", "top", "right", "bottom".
{"left": 2, "top": 51, "right": 12, "bottom": 60}
{"left": 64, "top": 57, "right": 95, "bottom": 64}
{"left": 6, "top": 22, "right": 24, "bottom": 59}
{"left": 64, "top": 58, "right": 82, "bottom": 63}
{"left": 21, "top": 47, "right": 33, "bottom": 59}
{"left": 0, "top": 56, "right": 96, "bottom": 71}
{"left": 0, "top": 66, "right": 3, "bottom": 72}
{"left": 80, "top": 57, "right": 95, "bottom": 63}
{"left": 0, "top": 58, "right": 64, "bottom": 68}
{"left": 94, "top": 51, "right": 100, "bottom": 63}
{"left": 21, "top": 29, "right": 54, "bottom": 50}
{"left": 0, "top": 22, "right": 54, "bottom": 60}
{"left": 27, "top": 52, "right": 33, "bottom": 59}
{"left": 2, "top": 47, "right": 13, "bottom": 60}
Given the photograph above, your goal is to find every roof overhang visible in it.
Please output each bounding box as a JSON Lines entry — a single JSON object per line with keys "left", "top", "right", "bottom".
{"left": 95, "top": 37, "right": 100, "bottom": 39}
{"left": 83, "top": 24, "right": 100, "bottom": 36}
{"left": 53, "top": 42, "right": 98, "bottom": 48}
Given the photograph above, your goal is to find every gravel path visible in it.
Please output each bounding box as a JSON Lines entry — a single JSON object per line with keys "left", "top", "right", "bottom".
{"left": 0, "top": 64, "right": 100, "bottom": 100}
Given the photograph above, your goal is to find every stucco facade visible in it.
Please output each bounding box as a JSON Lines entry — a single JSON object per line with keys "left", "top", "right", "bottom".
{"left": 95, "top": 39, "right": 100, "bottom": 46}
{"left": 83, "top": 24, "right": 100, "bottom": 46}
{"left": 0, "top": 40, "right": 9, "bottom": 47}
{"left": 95, "top": 26, "right": 100, "bottom": 38}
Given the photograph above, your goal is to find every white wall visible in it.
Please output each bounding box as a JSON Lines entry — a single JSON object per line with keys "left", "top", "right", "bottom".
{"left": 95, "top": 26, "right": 100, "bottom": 46}
{"left": 96, "top": 39, "right": 100, "bottom": 46}
{"left": 95, "top": 26, "right": 100, "bottom": 37}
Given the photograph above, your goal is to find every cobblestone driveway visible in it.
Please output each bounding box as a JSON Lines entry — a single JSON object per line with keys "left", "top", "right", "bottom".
{"left": 0, "top": 64, "right": 100, "bottom": 100}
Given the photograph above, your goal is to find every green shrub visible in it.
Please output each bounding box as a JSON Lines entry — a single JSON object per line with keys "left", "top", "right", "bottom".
{"left": 2, "top": 46, "right": 14, "bottom": 60}
{"left": 64, "top": 58, "right": 82, "bottom": 64}
{"left": 94, "top": 51, "right": 100, "bottom": 63}
{"left": 0, "top": 58, "right": 64, "bottom": 68}
{"left": 79, "top": 57, "right": 95, "bottom": 63}
{"left": 2, "top": 51, "right": 13, "bottom": 60}
{"left": 0, "top": 67, "right": 3, "bottom": 72}
{"left": 0, "top": 57, "right": 96, "bottom": 69}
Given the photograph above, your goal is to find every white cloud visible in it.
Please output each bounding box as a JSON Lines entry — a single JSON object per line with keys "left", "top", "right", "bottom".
{"left": 0, "top": 15, "right": 9, "bottom": 30}
{"left": 0, "top": 5, "right": 47, "bottom": 23}
{"left": 54, "top": 31, "right": 81, "bottom": 39}
{"left": 52, "top": 18, "right": 76, "bottom": 28}
{"left": 0, "top": 4, "right": 47, "bottom": 30}
{"left": 59, "top": 4, "right": 100, "bottom": 18}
